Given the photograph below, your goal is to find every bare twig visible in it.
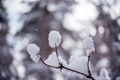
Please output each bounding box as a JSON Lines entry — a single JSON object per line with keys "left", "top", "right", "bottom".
{"left": 87, "top": 55, "right": 92, "bottom": 76}
{"left": 55, "top": 46, "right": 58, "bottom": 57}
{"left": 54, "top": 44, "right": 61, "bottom": 65}
{"left": 63, "top": 66, "right": 89, "bottom": 77}
{"left": 40, "top": 57, "right": 60, "bottom": 69}
{"left": 39, "top": 57, "right": 95, "bottom": 80}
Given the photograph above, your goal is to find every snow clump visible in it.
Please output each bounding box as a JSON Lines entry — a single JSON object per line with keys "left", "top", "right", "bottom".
{"left": 45, "top": 52, "right": 59, "bottom": 66}
{"left": 83, "top": 36, "right": 95, "bottom": 56}
{"left": 27, "top": 44, "right": 40, "bottom": 62}
{"left": 48, "top": 31, "right": 61, "bottom": 48}
{"left": 68, "top": 56, "right": 89, "bottom": 75}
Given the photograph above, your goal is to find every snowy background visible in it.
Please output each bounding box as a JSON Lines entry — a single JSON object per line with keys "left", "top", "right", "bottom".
{"left": 0, "top": 0, "right": 120, "bottom": 80}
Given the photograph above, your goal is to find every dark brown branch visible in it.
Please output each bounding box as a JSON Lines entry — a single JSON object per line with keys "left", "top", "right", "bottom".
{"left": 55, "top": 46, "right": 58, "bottom": 57}
{"left": 38, "top": 42, "right": 95, "bottom": 80}
{"left": 39, "top": 57, "right": 95, "bottom": 80}
{"left": 40, "top": 57, "right": 60, "bottom": 69}
{"left": 63, "top": 66, "right": 89, "bottom": 77}
{"left": 54, "top": 44, "right": 61, "bottom": 65}
{"left": 87, "top": 55, "right": 92, "bottom": 76}
{"left": 40, "top": 57, "right": 88, "bottom": 77}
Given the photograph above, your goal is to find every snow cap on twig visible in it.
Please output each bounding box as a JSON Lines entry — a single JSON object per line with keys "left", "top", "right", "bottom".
{"left": 27, "top": 43, "right": 40, "bottom": 62}
{"left": 48, "top": 31, "right": 61, "bottom": 48}
{"left": 83, "top": 36, "right": 95, "bottom": 56}
{"left": 45, "top": 52, "right": 59, "bottom": 66}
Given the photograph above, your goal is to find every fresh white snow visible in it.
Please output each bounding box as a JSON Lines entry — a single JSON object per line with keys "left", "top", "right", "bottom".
{"left": 45, "top": 52, "right": 59, "bottom": 66}
{"left": 27, "top": 44, "right": 40, "bottom": 62}
{"left": 48, "top": 31, "right": 61, "bottom": 48}
{"left": 68, "top": 56, "right": 88, "bottom": 75}
{"left": 83, "top": 36, "right": 95, "bottom": 56}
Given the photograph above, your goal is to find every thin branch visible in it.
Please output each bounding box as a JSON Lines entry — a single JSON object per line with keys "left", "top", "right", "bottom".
{"left": 40, "top": 57, "right": 88, "bottom": 77}
{"left": 62, "top": 66, "right": 89, "bottom": 77}
{"left": 40, "top": 57, "right": 59, "bottom": 69}
{"left": 55, "top": 46, "right": 58, "bottom": 57}
{"left": 39, "top": 57, "right": 95, "bottom": 80}
{"left": 87, "top": 55, "right": 92, "bottom": 76}
{"left": 38, "top": 43, "right": 95, "bottom": 80}
{"left": 55, "top": 44, "right": 61, "bottom": 65}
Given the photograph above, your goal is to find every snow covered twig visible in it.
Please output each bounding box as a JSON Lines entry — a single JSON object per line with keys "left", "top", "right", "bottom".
{"left": 26, "top": 31, "right": 111, "bottom": 80}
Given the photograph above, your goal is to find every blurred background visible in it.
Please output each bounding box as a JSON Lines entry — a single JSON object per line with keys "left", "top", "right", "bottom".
{"left": 0, "top": 0, "right": 120, "bottom": 80}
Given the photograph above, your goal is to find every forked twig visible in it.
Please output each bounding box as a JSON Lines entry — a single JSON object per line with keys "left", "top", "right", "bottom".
{"left": 39, "top": 56, "right": 95, "bottom": 80}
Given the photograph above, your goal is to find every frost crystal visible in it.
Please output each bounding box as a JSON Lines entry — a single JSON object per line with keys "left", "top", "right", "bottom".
{"left": 83, "top": 36, "right": 95, "bottom": 56}
{"left": 48, "top": 31, "right": 61, "bottom": 48}
{"left": 27, "top": 44, "right": 40, "bottom": 62}
{"left": 45, "top": 52, "right": 59, "bottom": 66}
{"left": 98, "top": 68, "right": 110, "bottom": 80}
{"left": 68, "top": 56, "right": 88, "bottom": 75}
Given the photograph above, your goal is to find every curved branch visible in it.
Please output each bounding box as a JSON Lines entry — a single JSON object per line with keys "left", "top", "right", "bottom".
{"left": 87, "top": 55, "right": 92, "bottom": 76}
{"left": 39, "top": 57, "right": 95, "bottom": 80}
